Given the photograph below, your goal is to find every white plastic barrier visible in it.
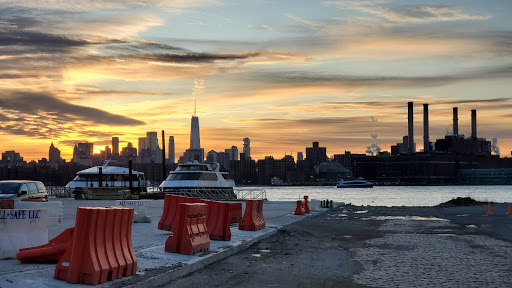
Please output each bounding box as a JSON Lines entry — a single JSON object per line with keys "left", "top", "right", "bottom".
{"left": 115, "top": 200, "right": 152, "bottom": 223}
{"left": 0, "top": 209, "right": 48, "bottom": 259}
{"left": 15, "top": 201, "right": 63, "bottom": 225}
{"left": 309, "top": 199, "right": 321, "bottom": 212}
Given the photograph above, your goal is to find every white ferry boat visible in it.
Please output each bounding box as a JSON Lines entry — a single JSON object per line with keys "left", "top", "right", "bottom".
{"left": 65, "top": 163, "right": 147, "bottom": 192}
{"left": 159, "top": 161, "right": 235, "bottom": 196}
{"left": 337, "top": 178, "right": 374, "bottom": 188}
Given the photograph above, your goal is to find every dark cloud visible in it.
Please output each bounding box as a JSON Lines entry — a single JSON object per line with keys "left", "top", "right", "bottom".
{"left": 0, "top": 91, "right": 145, "bottom": 126}
{"left": 134, "top": 52, "right": 270, "bottom": 64}
{"left": 245, "top": 65, "right": 512, "bottom": 89}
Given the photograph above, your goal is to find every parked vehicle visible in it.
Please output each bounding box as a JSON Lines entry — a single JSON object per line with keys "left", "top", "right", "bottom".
{"left": 0, "top": 180, "right": 48, "bottom": 201}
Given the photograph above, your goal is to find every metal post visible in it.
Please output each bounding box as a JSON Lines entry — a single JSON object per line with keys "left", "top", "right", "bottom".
{"left": 128, "top": 160, "right": 133, "bottom": 193}
{"left": 98, "top": 167, "right": 103, "bottom": 187}
{"left": 162, "top": 130, "right": 166, "bottom": 181}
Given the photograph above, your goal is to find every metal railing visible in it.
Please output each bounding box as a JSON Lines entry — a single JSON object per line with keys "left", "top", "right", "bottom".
{"left": 47, "top": 186, "right": 72, "bottom": 198}
{"left": 233, "top": 188, "right": 267, "bottom": 200}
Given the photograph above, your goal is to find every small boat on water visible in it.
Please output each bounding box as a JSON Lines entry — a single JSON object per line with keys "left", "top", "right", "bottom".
{"left": 65, "top": 162, "right": 147, "bottom": 192}
{"left": 337, "top": 178, "right": 374, "bottom": 188}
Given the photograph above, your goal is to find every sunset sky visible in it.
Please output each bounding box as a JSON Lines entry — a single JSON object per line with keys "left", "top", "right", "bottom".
{"left": 1, "top": 0, "right": 511, "bottom": 161}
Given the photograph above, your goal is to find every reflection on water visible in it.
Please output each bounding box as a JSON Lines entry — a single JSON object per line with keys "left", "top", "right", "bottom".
{"left": 252, "top": 185, "right": 512, "bottom": 206}
{"left": 361, "top": 216, "right": 448, "bottom": 221}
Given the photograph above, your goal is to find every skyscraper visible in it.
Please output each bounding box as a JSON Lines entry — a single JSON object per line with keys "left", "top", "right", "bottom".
{"left": 49, "top": 142, "right": 61, "bottom": 163}
{"left": 138, "top": 137, "right": 146, "bottom": 156}
{"left": 190, "top": 116, "right": 200, "bottom": 149}
{"left": 112, "top": 137, "right": 119, "bottom": 156}
{"left": 182, "top": 116, "right": 204, "bottom": 162}
{"left": 231, "top": 146, "right": 239, "bottom": 161}
{"left": 243, "top": 137, "right": 251, "bottom": 159}
{"left": 146, "top": 131, "right": 159, "bottom": 150}
{"left": 297, "top": 152, "right": 304, "bottom": 161}
{"left": 168, "top": 136, "right": 175, "bottom": 164}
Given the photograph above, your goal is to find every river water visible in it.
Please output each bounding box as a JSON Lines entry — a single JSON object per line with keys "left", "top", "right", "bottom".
{"left": 253, "top": 185, "right": 512, "bottom": 206}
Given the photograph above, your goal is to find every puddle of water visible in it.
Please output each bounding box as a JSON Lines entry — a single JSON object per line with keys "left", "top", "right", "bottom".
{"left": 338, "top": 214, "right": 348, "bottom": 217}
{"left": 437, "top": 234, "right": 456, "bottom": 237}
{"left": 355, "top": 210, "right": 368, "bottom": 214}
{"left": 343, "top": 235, "right": 353, "bottom": 238}
{"left": 466, "top": 224, "right": 478, "bottom": 228}
{"left": 260, "top": 249, "right": 271, "bottom": 253}
{"left": 361, "top": 216, "right": 449, "bottom": 221}
{"left": 457, "top": 214, "right": 470, "bottom": 217}
{"left": 251, "top": 254, "right": 261, "bottom": 257}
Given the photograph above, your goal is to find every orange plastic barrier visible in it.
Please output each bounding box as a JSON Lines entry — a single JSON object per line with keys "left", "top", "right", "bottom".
{"left": 0, "top": 199, "right": 14, "bottom": 209}
{"left": 54, "top": 207, "right": 137, "bottom": 285}
{"left": 165, "top": 203, "right": 210, "bottom": 255}
{"left": 304, "top": 196, "right": 310, "bottom": 214}
{"left": 508, "top": 203, "right": 511, "bottom": 215}
{"left": 158, "top": 194, "right": 200, "bottom": 232}
{"left": 202, "top": 200, "right": 232, "bottom": 241}
{"left": 488, "top": 202, "right": 492, "bottom": 214}
{"left": 17, "top": 228, "right": 74, "bottom": 263}
{"left": 229, "top": 203, "right": 243, "bottom": 224}
{"left": 239, "top": 199, "right": 266, "bottom": 231}
{"left": 294, "top": 200, "right": 305, "bottom": 215}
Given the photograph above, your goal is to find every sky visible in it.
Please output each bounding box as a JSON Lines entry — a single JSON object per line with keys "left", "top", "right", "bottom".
{"left": 0, "top": 0, "right": 511, "bottom": 161}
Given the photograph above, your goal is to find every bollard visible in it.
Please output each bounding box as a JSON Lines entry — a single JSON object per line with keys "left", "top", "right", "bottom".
{"left": 330, "top": 200, "right": 333, "bottom": 209}
{"left": 487, "top": 202, "right": 492, "bottom": 215}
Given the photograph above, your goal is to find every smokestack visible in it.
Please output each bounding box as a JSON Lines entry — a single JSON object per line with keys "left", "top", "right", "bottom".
{"left": 471, "top": 109, "right": 477, "bottom": 138}
{"left": 408, "top": 102, "right": 414, "bottom": 153}
{"left": 453, "top": 107, "right": 458, "bottom": 137}
{"left": 423, "top": 104, "right": 429, "bottom": 154}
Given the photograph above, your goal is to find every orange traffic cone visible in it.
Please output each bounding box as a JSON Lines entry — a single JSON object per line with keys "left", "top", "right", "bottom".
{"left": 487, "top": 202, "right": 492, "bottom": 215}
{"left": 508, "top": 203, "right": 511, "bottom": 215}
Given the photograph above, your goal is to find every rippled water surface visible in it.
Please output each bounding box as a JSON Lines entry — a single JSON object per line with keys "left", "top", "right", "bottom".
{"left": 251, "top": 185, "right": 512, "bottom": 206}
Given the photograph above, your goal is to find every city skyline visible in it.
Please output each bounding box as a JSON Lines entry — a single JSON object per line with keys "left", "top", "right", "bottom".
{"left": 1, "top": 1, "right": 511, "bottom": 161}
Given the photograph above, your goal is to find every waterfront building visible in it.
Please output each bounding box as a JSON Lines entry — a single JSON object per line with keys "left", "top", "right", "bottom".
{"left": 305, "top": 141, "right": 327, "bottom": 164}
{"left": 297, "top": 152, "right": 304, "bottom": 161}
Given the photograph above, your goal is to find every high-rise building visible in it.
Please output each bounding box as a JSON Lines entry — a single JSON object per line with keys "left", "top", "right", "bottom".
{"left": 182, "top": 116, "right": 204, "bottom": 163}
{"left": 231, "top": 146, "right": 239, "bottom": 161}
{"left": 305, "top": 141, "right": 327, "bottom": 164}
{"left": 168, "top": 136, "right": 175, "bottom": 164}
{"left": 49, "top": 142, "right": 61, "bottom": 163}
{"left": 146, "top": 131, "right": 159, "bottom": 150}
{"left": 112, "top": 137, "right": 119, "bottom": 156}
{"left": 297, "top": 152, "right": 304, "bottom": 161}
{"left": 138, "top": 137, "right": 146, "bottom": 155}
{"left": 243, "top": 137, "right": 251, "bottom": 159}
{"left": 190, "top": 116, "right": 200, "bottom": 149}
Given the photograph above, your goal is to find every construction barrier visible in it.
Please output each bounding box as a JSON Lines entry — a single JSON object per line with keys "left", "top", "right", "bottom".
{"left": 0, "top": 209, "right": 48, "bottom": 259}
{"left": 200, "top": 200, "right": 232, "bottom": 241}
{"left": 304, "top": 196, "right": 310, "bottom": 214}
{"left": 54, "top": 207, "right": 137, "bottom": 285}
{"left": 229, "top": 202, "right": 243, "bottom": 224}
{"left": 115, "top": 200, "right": 152, "bottom": 223}
{"left": 17, "top": 228, "right": 74, "bottom": 263}
{"left": 0, "top": 199, "right": 14, "bottom": 209}
{"left": 294, "top": 200, "right": 305, "bottom": 215}
{"left": 239, "top": 199, "right": 266, "bottom": 231}
{"left": 15, "top": 201, "right": 63, "bottom": 225}
{"left": 158, "top": 195, "right": 200, "bottom": 232}
{"left": 309, "top": 199, "right": 320, "bottom": 212}
{"left": 165, "top": 203, "right": 210, "bottom": 255}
